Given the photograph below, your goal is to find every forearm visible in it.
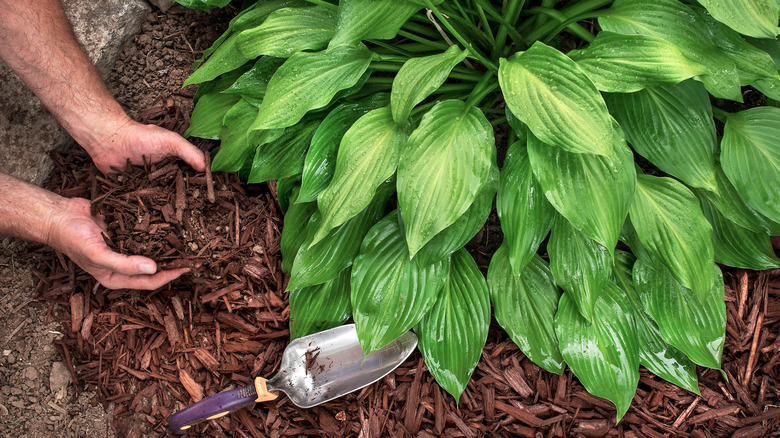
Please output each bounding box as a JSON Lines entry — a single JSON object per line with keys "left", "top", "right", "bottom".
{"left": 0, "top": 0, "right": 131, "bottom": 153}
{"left": 0, "top": 172, "right": 64, "bottom": 245}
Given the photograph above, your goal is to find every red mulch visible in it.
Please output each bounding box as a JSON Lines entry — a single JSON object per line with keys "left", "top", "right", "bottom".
{"left": 34, "top": 99, "right": 780, "bottom": 438}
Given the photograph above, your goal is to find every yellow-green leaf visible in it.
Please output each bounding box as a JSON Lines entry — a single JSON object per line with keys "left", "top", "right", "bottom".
{"left": 398, "top": 100, "right": 495, "bottom": 256}
{"left": 251, "top": 44, "right": 373, "bottom": 130}
{"left": 628, "top": 174, "right": 714, "bottom": 303}
{"left": 313, "top": 107, "right": 410, "bottom": 243}
{"left": 499, "top": 42, "right": 613, "bottom": 156}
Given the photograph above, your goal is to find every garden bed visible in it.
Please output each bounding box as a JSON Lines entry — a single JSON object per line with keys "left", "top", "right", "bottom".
{"left": 28, "top": 3, "right": 780, "bottom": 438}
{"left": 34, "top": 72, "right": 780, "bottom": 438}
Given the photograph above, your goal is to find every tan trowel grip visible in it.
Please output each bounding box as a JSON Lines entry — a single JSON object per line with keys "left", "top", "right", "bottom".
{"left": 254, "top": 377, "right": 280, "bottom": 402}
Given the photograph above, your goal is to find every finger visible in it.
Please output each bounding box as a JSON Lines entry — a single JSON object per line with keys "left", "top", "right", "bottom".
{"left": 166, "top": 132, "right": 206, "bottom": 172}
{"left": 91, "top": 246, "right": 159, "bottom": 276}
{"left": 100, "top": 268, "right": 190, "bottom": 290}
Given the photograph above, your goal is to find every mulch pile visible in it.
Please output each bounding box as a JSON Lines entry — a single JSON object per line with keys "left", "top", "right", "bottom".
{"left": 34, "top": 99, "right": 780, "bottom": 437}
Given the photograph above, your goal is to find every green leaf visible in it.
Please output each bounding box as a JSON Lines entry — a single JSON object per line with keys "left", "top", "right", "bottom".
{"left": 174, "top": 0, "right": 230, "bottom": 12}
{"left": 352, "top": 214, "right": 450, "bottom": 355}
{"left": 251, "top": 44, "right": 373, "bottom": 130}
{"left": 313, "top": 107, "right": 410, "bottom": 243}
{"left": 721, "top": 107, "right": 780, "bottom": 220}
{"left": 235, "top": 7, "right": 337, "bottom": 59}
{"left": 222, "top": 57, "right": 285, "bottom": 105}
{"left": 600, "top": 0, "right": 743, "bottom": 102}
{"left": 186, "top": 91, "right": 241, "bottom": 140}
{"left": 528, "top": 127, "right": 636, "bottom": 253}
{"left": 499, "top": 42, "right": 613, "bottom": 156}
{"left": 280, "top": 190, "right": 317, "bottom": 275}
{"left": 633, "top": 258, "right": 725, "bottom": 370}
{"left": 418, "top": 249, "right": 490, "bottom": 402}
{"left": 629, "top": 174, "right": 714, "bottom": 303}
{"left": 698, "top": 0, "right": 780, "bottom": 39}
{"left": 276, "top": 173, "right": 302, "bottom": 213}
{"left": 569, "top": 32, "right": 706, "bottom": 93}
{"left": 231, "top": 0, "right": 310, "bottom": 32}
{"left": 497, "top": 140, "right": 554, "bottom": 275}
{"left": 694, "top": 162, "right": 779, "bottom": 234}
{"left": 248, "top": 116, "right": 321, "bottom": 183}
{"left": 398, "top": 100, "right": 495, "bottom": 256}
{"left": 414, "top": 165, "right": 498, "bottom": 267}
{"left": 289, "top": 267, "right": 352, "bottom": 339}
{"left": 694, "top": 8, "right": 780, "bottom": 86}
{"left": 555, "top": 281, "right": 639, "bottom": 422}
{"left": 699, "top": 196, "right": 780, "bottom": 270}
{"left": 488, "top": 245, "right": 564, "bottom": 374}
{"left": 391, "top": 46, "right": 468, "bottom": 123}
{"left": 604, "top": 80, "right": 717, "bottom": 191}
{"left": 298, "top": 94, "right": 389, "bottom": 204}
{"left": 549, "top": 215, "right": 611, "bottom": 322}
{"left": 211, "top": 99, "right": 262, "bottom": 172}
{"left": 184, "top": 33, "right": 250, "bottom": 87}
{"left": 330, "top": 0, "right": 423, "bottom": 46}
{"left": 287, "top": 181, "right": 392, "bottom": 290}
{"left": 612, "top": 251, "right": 700, "bottom": 395}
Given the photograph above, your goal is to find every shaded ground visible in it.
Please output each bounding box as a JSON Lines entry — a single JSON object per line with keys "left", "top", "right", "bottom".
{"left": 1, "top": 3, "right": 779, "bottom": 438}
{"left": 0, "top": 4, "right": 231, "bottom": 437}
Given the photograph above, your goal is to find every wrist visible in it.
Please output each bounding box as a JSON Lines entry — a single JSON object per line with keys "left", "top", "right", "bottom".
{"left": 66, "top": 107, "right": 133, "bottom": 158}
{"left": 0, "top": 173, "right": 70, "bottom": 245}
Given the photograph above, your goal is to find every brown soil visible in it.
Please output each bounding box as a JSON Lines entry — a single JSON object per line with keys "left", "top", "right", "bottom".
{"left": 1, "top": 3, "right": 779, "bottom": 438}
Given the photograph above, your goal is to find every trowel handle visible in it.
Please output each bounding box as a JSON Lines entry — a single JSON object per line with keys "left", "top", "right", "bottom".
{"left": 169, "top": 384, "right": 257, "bottom": 434}
{"left": 169, "top": 377, "right": 279, "bottom": 434}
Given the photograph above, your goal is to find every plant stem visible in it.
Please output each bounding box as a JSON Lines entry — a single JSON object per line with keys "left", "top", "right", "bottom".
{"left": 465, "top": 71, "right": 499, "bottom": 108}
{"left": 525, "top": 7, "right": 597, "bottom": 43}
{"left": 397, "top": 30, "right": 451, "bottom": 50}
{"left": 491, "top": 0, "right": 526, "bottom": 58}
{"left": 522, "top": 0, "right": 613, "bottom": 42}
{"left": 711, "top": 106, "right": 730, "bottom": 123}
{"left": 475, "top": 4, "right": 495, "bottom": 42}
{"left": 424, "top": 0, "right": 498, "bottom": 72}
{"left": 402, "top": 20, "right": 444, "bottom": 39}
{"left": 490, "top": 116, "right": 508, "bottom": 126}
{"left": 370, "top": 42, "right": 417, "bottom": 58}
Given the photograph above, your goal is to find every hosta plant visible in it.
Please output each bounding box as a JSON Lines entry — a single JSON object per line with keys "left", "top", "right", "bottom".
{"left": 175, "top": 0, "right": 780, "bottom": 421}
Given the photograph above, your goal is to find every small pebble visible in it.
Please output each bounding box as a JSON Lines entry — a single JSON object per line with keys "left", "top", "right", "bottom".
{"left": 6, "top": 354, "right": 15, "bottom": 364}
{"left": 24, "top": 366, "right": 39, "bottom": 381}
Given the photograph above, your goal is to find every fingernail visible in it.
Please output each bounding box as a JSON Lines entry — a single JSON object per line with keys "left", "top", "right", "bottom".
{"left": 140, "top": 263, "right": 157, "bottom": 275}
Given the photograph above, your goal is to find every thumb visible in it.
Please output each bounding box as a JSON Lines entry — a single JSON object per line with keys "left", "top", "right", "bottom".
{"left": 93, "top": 246, "right": 159, "bottom": 276}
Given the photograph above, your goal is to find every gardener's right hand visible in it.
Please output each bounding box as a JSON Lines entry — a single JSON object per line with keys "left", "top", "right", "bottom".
{"left": 46, "top": 198, "right": 189, "bottom": 290}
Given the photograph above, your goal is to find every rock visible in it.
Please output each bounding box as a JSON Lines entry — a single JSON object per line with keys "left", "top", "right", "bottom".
{"left": 24, "top": 366, "right": 39, "bottom": 381}
{"left": 10, "top": 399, "right": 25, "bottom": 409}
{"left": 0, "top": 0, "right": 151, "bottom": 185}
{"left": 148, "top": 0, "right": 176, "bottom": 12}
{"left": 49, "top": 362, "right": 72, "bottom": 401}
{"left": 5, "top": 354, "right": 14, "bottom": 365}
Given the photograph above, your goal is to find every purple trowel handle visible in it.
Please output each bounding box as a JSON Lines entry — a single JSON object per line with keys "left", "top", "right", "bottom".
{"left": 169, "top": 383, "right": 258, "bottom": 434}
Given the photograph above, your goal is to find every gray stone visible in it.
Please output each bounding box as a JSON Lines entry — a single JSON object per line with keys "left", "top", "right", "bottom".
{"left": 0, "top": 0, "right": 151, "bottom": 185}
{"left": 148, "top": 0, "right": 176, "bottom": 12}
{"left": 49, "top": 362, "right": 72, "bottom": 401}
{"left": 23, "top": 366, "right": 38, "bottom": 381}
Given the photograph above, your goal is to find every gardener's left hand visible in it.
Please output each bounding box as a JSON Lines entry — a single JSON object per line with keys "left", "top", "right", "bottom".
{"left": 84, "top": 118, "right": 207, "bottom": 175}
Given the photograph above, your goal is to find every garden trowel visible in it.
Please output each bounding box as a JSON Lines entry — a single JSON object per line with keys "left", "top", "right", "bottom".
{"left": 169, "top": 324, "right": 417, "bottom": 434}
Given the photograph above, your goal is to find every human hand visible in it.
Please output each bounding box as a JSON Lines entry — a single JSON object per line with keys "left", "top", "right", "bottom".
{"left": 47, "top": 197, "right": 188, "bottom": 290}
{"left": 86, "top": 119, "right": 207, "bottom": 175}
